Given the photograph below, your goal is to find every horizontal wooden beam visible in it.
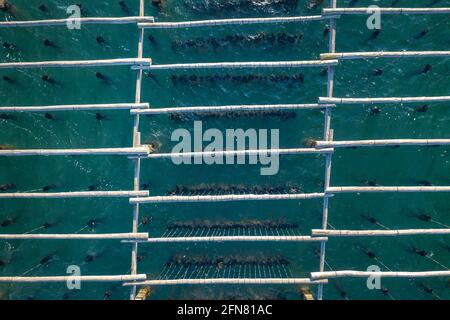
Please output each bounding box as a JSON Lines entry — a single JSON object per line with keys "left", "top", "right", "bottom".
{"left": 123, "top": 236, "right": 328, "bottom": 243}
{"left": 323, "top": 8, "right": 450, "bottom": 15}
{"left": 321, "top": 51, "right": 450, "bottom": 60}
{"left": 311, "top": 270, "right": 450, "bottom": 280}
{"left": 1, "top": 103, "right": 149, "bottom": 113}
{"left": 0, "top": 274, "right": 147, "bottom": 283}
{"left": 312, "top": 229, "right": 450, "bottom": 237}
{"left": 131, "top": 103, "right": 335, "bottom": 115}
{"left": 0, "top": 191, "right": 149, "bottom": 199}
{"left": 133, "top": 60, "right": 338, "bottom": 70}
{"left": 130, "top": 192, "right": 325, "bottom": 204}
{"left": 123, "top": 278, "right": 327, "bottom": 286}
{"left": 0, "top": 233, "right": 149, "bottom": 240}
{"left": 0, "top": 58, "right": 151, "bottom": 69}
{"left": 147, "top": 148, "right": 333, "bottom": 159}
{"left": 315, "top": 139, "right": 450, "bottom": 149}
{"left": 319, "top": 96, "right": 450, "bottom": 105}
{"left": 327, "top": 186, "right": 450, "bottom": 193}
{"left": 0, "top": 147, "right": 149, "bottom": 157}
{"left": 0, "top": 16, "right": 155, "bottom": 27}
{"left": 138, "top": 15, "right": 337, "bottom": 29}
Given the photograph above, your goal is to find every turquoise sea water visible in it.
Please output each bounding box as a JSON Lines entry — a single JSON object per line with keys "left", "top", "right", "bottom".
{"left": 0, "top": 0, "right": 449, "bottom": 300}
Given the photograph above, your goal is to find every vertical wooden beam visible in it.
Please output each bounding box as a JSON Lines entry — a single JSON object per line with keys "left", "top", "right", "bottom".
{"left": 317, "top": 0, "right": 337, "bottom": 301}
{"left": 129, "top": 0, "right": 146, "bottom": 300}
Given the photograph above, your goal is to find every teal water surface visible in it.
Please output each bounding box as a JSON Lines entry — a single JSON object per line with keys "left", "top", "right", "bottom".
{"left": 0, "top": 0, "right": 450, "bottom": 300}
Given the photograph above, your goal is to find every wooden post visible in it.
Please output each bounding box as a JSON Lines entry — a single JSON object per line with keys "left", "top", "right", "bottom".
{"left": 135, "top": 286, "right": 152, "bottom": 300}
{"left": 299, "top": 287, "right": 315, "bottom": 300}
